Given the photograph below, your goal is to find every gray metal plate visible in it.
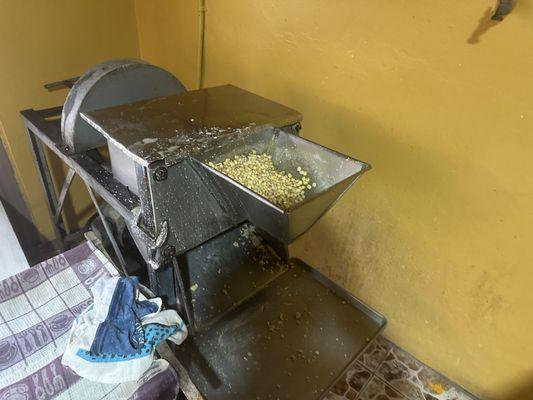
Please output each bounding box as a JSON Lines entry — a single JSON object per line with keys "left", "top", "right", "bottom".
{"left": 81, "top": 85, "right": 302, "bottom": 166}
{"left": 176, "top": 259, "right": 386, "bottom": 400}
{"left": 178, "top": 223, "right": 288, "bottom": 331}
{"left": 147, "top": 159, "right": 241, "bottom": 255}
{"left": 62, "top": 59, "right": 186, "bottom": 153}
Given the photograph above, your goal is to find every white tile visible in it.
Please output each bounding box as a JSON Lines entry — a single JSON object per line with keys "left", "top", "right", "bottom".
{"left": 60, "top": 285, "right": 90, "bottom": 308}
{"left": 7, "top": 311, "right": 41, "bottom": 333}
{"left": 0, "top": 294, "right": 31, "bottom": 321}
{"left": 0, "top": 323, "right": 12, "bottom": 340}
{"left": 25, "top": 280, "right": 56, "bottom": 308}
{"left": 54, "top": 379, "right": 110, "bottom": 400}
{"left": 24, "top": 339, "right": 61, "bottom": 365}
{"left": 12, "top": 339, "right": 64, "bottom": 380}
{"left": 0, "top": 359, "right": 27, "bottom": 387}
{"left": 36, "top": 296, "right": 67, "bottom": 321}
{"left": 49, "top": 268, "right": 80, "bottom": 292}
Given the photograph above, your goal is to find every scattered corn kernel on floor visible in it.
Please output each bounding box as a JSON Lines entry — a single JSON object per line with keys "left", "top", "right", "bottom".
{"left": 326, "top": 336, "right": 478, "bottom": 400}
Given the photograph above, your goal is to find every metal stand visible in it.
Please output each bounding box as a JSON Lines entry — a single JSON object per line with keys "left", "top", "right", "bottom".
{"left": 53, "top": 167, "right": 76, "bottom": 224}
{"left": 86, "top": 183, "right": 128, "bottom": 275}
{"left": 25, "top": 124, "right": 67, "bottom": 249}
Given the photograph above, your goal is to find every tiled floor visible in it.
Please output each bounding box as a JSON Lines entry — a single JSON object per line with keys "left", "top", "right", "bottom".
{"left": 325, "top": 337, "right": 477, "bottom": 400}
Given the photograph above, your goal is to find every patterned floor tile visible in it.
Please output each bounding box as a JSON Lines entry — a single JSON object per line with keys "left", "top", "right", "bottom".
{"left": 376, "top": 345, "right": 476, "bottom": 400}
{"left": 326, "top": 362, "right": 373, "bottom": 399}
{"left": 349, "top": 362, "right": 373, "bottom": 392}
{"left": 376, "top": 347, "right": 427, "bottom": 400}
{"left": 326, "top": 336, "right": 477, "bottom": 400}
{"left": 358, "top": 336, "right": 393, "bottom": 371}
{"left": 358, "top": 376, "right": 407, "bottom": 400}
{"left": 329, "top": 374, "right": 351, "bottom": 398}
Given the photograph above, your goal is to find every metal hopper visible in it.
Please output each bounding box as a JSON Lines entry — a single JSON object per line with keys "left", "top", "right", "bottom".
{"left": 197, "top": 127, "right": 371, "bottom": 243}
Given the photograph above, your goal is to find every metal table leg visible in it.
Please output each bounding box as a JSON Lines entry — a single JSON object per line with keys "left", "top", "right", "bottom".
{"left": 86, "top": 183, "right": 128, "bottom": 276}
{"left": 54, "top": 167, "right": 76, "bottom": 224}
{"left": 24, "top": 127, "right": 66, "bottom": 248}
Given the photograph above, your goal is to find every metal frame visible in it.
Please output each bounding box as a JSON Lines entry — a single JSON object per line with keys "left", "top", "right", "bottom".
{"left": 24, "top": 120, "right": 67, "bottom": 249}
{"left": 21, "top": 107, "right": 139, "bottom": 241}
{"left": 53, "top": 167, "right": 76, "bottom": 224}
{"left": 21, "top": 107, "right": 141, "bottom": 266}
{"left": 85, "top": 183, "right": 128, "bottom": 275}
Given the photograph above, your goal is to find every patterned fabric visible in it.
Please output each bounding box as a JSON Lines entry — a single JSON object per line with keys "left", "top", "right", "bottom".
{"left": 0, "top": 241, "right": 179, "bottom": 400}
{"left": 90, "top": 277, "right": 159, "bottom": 356}
{"left": 77, "top": 324, "right": 178, "bottom": 363}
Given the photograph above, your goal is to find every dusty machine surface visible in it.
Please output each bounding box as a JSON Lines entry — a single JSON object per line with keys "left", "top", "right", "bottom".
{"left": 20, "top": 59, "right": 386, "bottom": 400}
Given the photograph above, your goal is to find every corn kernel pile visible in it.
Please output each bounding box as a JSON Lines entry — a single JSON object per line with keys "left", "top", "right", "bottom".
{"left": 208, "top": 151, "right": 316, "bottom": 209}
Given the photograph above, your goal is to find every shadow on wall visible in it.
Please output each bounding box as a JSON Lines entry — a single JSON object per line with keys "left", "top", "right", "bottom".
{"left": 0, "top": 195, "right": 46, "bottom": 254}
{"left": 467, "top": 7, "right": 500, "bottom": 44}
{"left": 506, "top": 380, "right": 533, "bottom": 400}
{"left": 468, "top": 0, "right": 518, "bottom": 44}
{"left": 0, "top": 122, "right": 44, "bottom": 250}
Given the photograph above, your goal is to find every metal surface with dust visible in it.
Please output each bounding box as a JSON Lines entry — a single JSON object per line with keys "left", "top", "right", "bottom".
{"left": 141, "top": 126, "right": 370, "bottom": 255}
{"left": 146, "top": 158, "right": 242, "bottom": 256}
{"left": 62, "top": 59, "right": 186, "bottom": 153}
{"left": 81, "top": 84, "right": 302, "bottom": 166}
{"left": 176, "top": 258, "right": 385, "bottom": 400}
{"left": 178, "top": 223, "right": 288, "bottom": 332}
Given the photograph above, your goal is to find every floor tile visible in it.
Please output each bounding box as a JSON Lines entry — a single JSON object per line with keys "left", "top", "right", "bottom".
{"left": 377, "top": 345, "right": 476, "bottom": 400}
{"left": 358, "top": 376, "right": 407, "bottom": 400}
{"left": 358, "top": 336, "right": 392, "bottom": 371}
{"left": 376, "top": 348, "right": 426, "bottom": 400}
{"left": 326, "top": 362, "right": 373, "bottom": 399}
{"left": 327, "top": 336, "right": 477, "bottom": 400}
{"left": 347, "top": 362, "right": 373, "bottom": 393}
{"left": 324, "top": 391, "right": 347, "bottom": 400}
{"left": 330, "top": 374, "right": 351, "bottom": 398}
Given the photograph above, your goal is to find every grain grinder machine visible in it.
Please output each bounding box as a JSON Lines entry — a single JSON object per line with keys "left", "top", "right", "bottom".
{"left": 21, "top": 59, "right": 386, "bottom": 400}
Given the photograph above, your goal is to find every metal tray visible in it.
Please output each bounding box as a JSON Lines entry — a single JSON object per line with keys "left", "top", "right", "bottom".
{"left": 175, "top": 258, "right": 386, "bottom": 400}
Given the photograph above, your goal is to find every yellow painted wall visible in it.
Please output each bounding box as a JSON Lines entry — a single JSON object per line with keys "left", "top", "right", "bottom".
{"left": 134, "top": 0, "right": 199, "bottom": 90}
{"left": 0, "top": 0, "right": 139, "bottom": 239}
{"left": 135, "top": 1, "right": 532, "bottom": 398}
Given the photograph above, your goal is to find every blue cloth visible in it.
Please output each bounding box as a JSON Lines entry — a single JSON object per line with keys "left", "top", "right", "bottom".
{"left": 79, "top": 323, "right": 179, "bottom": 362}
{"left": 90, "top": 277, "right": 159, "bottom": 356}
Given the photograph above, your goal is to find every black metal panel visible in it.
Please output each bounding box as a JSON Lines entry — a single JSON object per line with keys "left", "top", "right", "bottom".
{"left": 178, "top": 223, "right": 287, "bottom": 332}
{"left": 146, "top": 159, "right": 240, "bottom": 255}
{"left": 176, "top": 259, "right": 386, "bottom": 400}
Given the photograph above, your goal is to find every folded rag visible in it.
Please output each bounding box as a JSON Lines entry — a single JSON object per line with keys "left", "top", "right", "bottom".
{"left": 91, "top": 276, "right": 159, "bottom": 356}
{"left": 62, "top": 275, "right": 187, "bottom": 383}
